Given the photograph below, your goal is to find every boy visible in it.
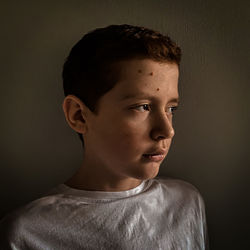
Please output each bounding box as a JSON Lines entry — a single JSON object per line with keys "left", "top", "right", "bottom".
{"left": 0, "top": 24, "right": 208, "bottom": 249}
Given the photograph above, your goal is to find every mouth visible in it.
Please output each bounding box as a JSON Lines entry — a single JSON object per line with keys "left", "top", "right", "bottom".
{"left": 143, "top": 154, "right": 165, "bottom": 162}
{"left": 142, "top": 148, "right": 167, "bottom": 162}
{"left": 142, "top": 154, "right": 165, "bottom": 162}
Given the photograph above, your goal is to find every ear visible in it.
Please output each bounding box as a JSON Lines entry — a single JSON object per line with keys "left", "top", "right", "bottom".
{"left": 62, "top": 95, "right": 89, "bottom": 135}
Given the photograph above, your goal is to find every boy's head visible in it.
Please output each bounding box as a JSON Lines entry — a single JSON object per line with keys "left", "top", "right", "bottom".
{"left": 62, "top": 24, "right": 181, "bottom": 146}
{"left": 62, "top": 24, "right": 181, "bottom": 182}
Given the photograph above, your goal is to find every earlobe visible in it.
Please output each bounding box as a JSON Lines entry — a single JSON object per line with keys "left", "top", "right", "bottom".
{"left": 62, "top": 95, "right": 88, "bottom": 134}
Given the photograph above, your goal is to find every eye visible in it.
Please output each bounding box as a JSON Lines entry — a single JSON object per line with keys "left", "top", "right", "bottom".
{"left": 167, "top": 106, "right": 178, "bottom": 115}
{"left": 134, "top": 104, "right": 151, "bottom": 112}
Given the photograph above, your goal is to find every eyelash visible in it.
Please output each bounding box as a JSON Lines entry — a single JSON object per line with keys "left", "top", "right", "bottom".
{"left": 133, "top": 104, "right": 178, "bottom": 114}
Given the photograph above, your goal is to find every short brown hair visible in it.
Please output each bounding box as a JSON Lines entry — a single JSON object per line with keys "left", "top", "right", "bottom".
{"left": 62, "top": 24, "right": 182, "bottom": 145}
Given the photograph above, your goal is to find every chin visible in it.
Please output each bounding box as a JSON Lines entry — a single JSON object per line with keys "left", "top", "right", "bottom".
{"left": 132, "top": 165, "right": 160, "bottom": 181}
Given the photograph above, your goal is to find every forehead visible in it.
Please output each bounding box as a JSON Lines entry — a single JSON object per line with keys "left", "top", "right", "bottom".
{"left": 116, "top": 58, "right": 178, "bottom": 79}
{"left": 110, "top": 59, "right": 179, "bottom": 100}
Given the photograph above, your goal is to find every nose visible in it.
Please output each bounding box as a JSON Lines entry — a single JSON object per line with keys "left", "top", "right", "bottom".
{"left": 150, "top": 112, "right": 175, "bottom": 141}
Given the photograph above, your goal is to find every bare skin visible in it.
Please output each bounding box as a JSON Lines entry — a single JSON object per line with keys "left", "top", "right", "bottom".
{"left": 62, "top": 59, "right": 179, "bottom": 191}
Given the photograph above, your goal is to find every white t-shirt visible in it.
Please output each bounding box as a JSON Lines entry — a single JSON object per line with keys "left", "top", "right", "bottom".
{"left": 0, "top": 178, "right": 209, "bottom": 249}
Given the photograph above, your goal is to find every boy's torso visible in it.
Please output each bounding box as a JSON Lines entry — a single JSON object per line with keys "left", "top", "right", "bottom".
{"left": 0, "top": 178, "right": 207, "bottom": 250}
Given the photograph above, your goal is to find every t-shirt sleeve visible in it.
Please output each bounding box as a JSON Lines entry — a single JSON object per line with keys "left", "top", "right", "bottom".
{"left": 156, "top": 177, "right": 210, "bottom": 249}
{"left": 183, "top": 180, "right": 209, "bottom": 250}
{"left": 198, "top": 194, "right": 209, "bottom": 250}
{"left": 0, "top": 213, "right": 19, "bottom": 250}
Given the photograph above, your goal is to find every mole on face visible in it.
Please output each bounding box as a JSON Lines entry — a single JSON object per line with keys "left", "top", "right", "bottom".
{"left": 138, "top": 69, "right": 142, "bottom": 73}
{"left": 156, "top": 88, "right": 159, "bottom": 91}
{"left": 149, "top": 72, "right": 154, "bottom": 76}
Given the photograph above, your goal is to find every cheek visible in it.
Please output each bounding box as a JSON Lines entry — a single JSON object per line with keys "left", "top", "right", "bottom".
{"left": 111, "top": 121, "right": 148, "bottom": 151}
{"left": 92, "top": 113, "right": 150, "bottom": 156}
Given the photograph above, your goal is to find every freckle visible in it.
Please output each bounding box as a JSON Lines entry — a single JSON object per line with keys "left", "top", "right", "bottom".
{"left": 149, "top": 72, "right": 153, "bottom": 76}
{"left": 157, "top": 88, "right": 159, "bottom": 91}
{"left": 138, "top": 69, "right": 142, "bottom": 73}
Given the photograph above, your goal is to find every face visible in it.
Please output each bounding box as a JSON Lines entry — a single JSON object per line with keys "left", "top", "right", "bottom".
{"left": 84, "top": 59, "right": 179, "bottom": 181}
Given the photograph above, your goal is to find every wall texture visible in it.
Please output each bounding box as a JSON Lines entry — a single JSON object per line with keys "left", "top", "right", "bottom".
{"left": 0, "top": 0, "right": 249, "bottom": 249}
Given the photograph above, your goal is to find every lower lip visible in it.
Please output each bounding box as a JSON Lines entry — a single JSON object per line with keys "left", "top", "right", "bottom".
{"left": 142, "top": 154, "right": 165, "bottom": 162}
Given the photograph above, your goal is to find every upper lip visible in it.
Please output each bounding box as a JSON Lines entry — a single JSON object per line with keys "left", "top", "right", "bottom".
{"left": 143, "top": 148, "right": 166, "bottom": 155}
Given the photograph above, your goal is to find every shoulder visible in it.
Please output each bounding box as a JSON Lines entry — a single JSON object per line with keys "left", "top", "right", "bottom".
{"left": 152, "top": 177, "right": 205, "bottom": 208}
{"left": 0, "top": 194, "right": 69, "bottom": 246}
{"left": 153, "top": 177, "right": 200, "bottom": 193}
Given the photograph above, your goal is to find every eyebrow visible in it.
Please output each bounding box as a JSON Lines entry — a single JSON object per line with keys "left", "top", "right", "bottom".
{"left": 120, "top": 94, "right": 180, "bottom": 104}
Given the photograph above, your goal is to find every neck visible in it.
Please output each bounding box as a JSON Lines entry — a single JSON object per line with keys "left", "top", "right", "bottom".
{"left": 65, "top": 154, "right": 142, "bottom": 192}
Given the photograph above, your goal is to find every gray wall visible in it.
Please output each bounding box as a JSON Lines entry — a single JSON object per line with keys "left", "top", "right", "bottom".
{"left": 0, "top": 0, "right": 249, "bottom": 249}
